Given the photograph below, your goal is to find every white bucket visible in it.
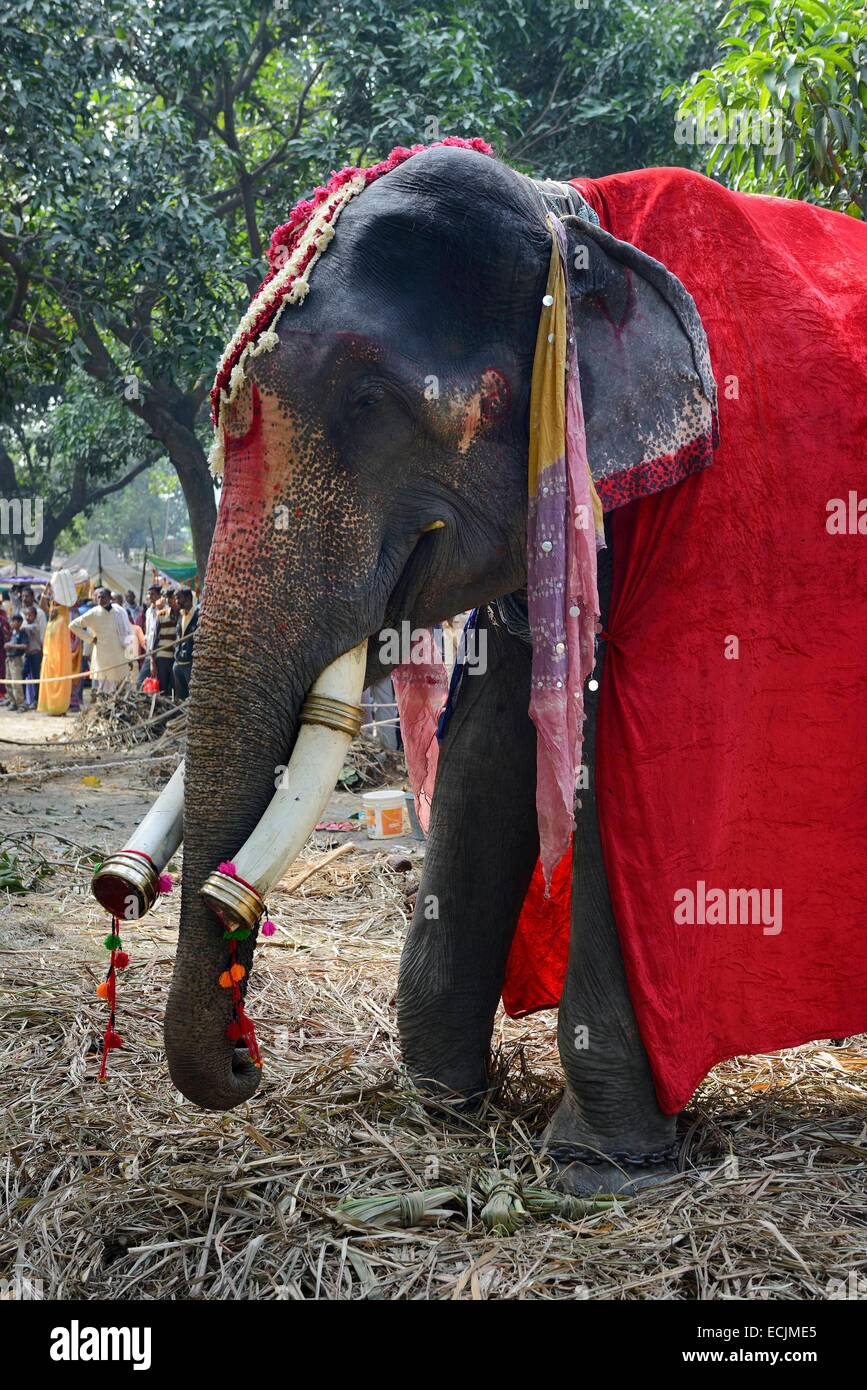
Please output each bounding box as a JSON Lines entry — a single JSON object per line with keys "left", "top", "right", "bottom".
{"left": 363, "top": 789, "right": 407, "bottom": 839}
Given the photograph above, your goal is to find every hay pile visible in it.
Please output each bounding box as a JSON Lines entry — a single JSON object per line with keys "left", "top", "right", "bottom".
{"left": 1, "top": 848, "right": 865, "bottom": 1300}
{"left": 76, "top": 686, "right": 184, "bottom": 749}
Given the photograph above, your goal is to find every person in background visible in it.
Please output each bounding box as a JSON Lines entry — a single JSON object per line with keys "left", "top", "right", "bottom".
{"left": 172, "top": 588, "right": 198, "bottom": 701}
{"left": 137, "top": 584, "right": 162, "bottom": 689}
{"left": 73, "top": 598, "right": 94, "bottom": 695}
{"left": 69, "top": 588, "right": 129, "bottom": 694}
{"left": 21, "top": 603, "right": 43, "bottom": 708}
{"left": 9, "top": 585, "right": 23, "bottom": 618}
{"left": 125, "top": 589, "right": 145, "bottom": 628}
{"left": 110, "top": 592, "right": 136, "bottom": 675}
{"left": 4, "top": 614, "right": 26, "bottom": 710}
{"left": 68, "top": 612, "right": 84, "bottom": 713}
{"left": 20, "top": 586, "right": 47, "bottom": 642}
{"left": 0, "top": 604, "right": 9, "bottom": 702}
{"left": 148, "top": 589, "right": 176, "bottom": 695}
{"left": 130, "top": 613, "right": 147, "bottom": 668}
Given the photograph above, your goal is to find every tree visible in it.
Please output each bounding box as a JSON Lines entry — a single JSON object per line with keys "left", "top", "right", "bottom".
{"left": 495, "top": 0, "right": 724, "bottom": 179}
{"left": 0, "top": 1, "right": 726, "bottom": 573}
{"left": 57, "top": 463, "right": 192, "bottom": 562}
{"left": 672, "top": 0, "right": 866, "bottom": 216}
{"left": 0, "top": 372, "right": 160, "bottom": 567}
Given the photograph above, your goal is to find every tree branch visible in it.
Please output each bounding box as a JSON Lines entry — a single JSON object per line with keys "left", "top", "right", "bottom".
{"left": 232, "top": 15, "right": 274, "bottom": 98}
{"left": 505, "top": 65, "right": 573, "bottom": 160}
{"left": 82, "top": 456, "right": 155, "bottom": 509}
{"left": 220, "top": 68, "right": 263, "bottom": 269}
{"left": 207, "top": 63, "right": 326, "bottom": 216}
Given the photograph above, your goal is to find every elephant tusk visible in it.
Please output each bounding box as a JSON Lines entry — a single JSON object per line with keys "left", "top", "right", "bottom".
{"left": 199, "top": 642, "right": 368, "bottom": 931}
{"left": 91, "top": 760, "right": 185, "bottom": 919}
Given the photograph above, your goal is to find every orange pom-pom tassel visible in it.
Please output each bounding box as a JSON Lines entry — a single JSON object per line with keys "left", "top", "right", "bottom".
{"left": 230, "top": 963, "right": 246, "bottom": 982}
{"left": 218, "top": 970, "right": 233, "bottom": 988}
{"left": 96, "top": 980, "right": 109, "bottom": 999}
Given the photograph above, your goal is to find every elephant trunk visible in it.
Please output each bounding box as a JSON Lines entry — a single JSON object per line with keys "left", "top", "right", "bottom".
{"left": 164, "top": 611, "right": 370, "bottom": 1108}
{"left": 164, "top": 624, "right": 300, "bottom": 1108}
{"left": 164, "top": 379, "right": 382, "bottom": 1109}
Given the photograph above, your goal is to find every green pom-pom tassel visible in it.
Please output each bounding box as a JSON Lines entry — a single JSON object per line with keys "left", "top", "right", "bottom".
{"left": 104, "top": 933, "right": 122, "bottom": 950}
{"left": 223, "top": 927, "right": 252, "bottom": 941}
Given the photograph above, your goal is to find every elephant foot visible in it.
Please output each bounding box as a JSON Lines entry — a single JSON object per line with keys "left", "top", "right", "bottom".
{"left": 547, "top": 1151, "right": 679, "bottom": 1197}
{"left": 539, "top": 1089, "right": 680, "bottom": 1196}
{"left": 407, "top": 1068, "right": 491, "bottom": 1118}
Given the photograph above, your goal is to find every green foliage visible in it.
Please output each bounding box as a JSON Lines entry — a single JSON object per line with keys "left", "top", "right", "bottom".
{"left": 0, "top": 371, "right": 161, "bottom": 565}
{"left": 494, "top": 0, "right": 724, "bottom": 178}
{"left": 0, "top": 848, "right": 52, "bottom": 893}
{"left": 58, "top": 464, "right": 192, "bottom": 559}
{"left": 673, "top": 0, "right": 866, "bottom": 216}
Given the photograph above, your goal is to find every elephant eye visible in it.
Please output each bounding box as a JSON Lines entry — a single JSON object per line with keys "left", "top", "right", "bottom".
{"left": 346, "top": 378, "right": 386, "bottom": 416}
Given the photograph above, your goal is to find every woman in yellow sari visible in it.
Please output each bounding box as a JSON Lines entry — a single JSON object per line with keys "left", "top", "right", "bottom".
{"left": 38, "top": 604, "right": 74, "bottom": 715}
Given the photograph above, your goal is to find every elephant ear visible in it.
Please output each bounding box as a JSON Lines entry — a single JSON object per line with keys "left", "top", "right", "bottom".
{"left": 564, "top": 215, "right": 718, "bottom": 510}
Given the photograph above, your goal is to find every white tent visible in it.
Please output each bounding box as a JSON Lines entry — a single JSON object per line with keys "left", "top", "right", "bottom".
{"left": 0, "top": 558, "right": 54, "bottom": 585}
{"left": 60, "top": 541, "right": 142, "bottom": 597}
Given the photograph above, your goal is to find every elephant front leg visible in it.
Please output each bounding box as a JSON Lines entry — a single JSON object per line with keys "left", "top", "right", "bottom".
{"left": 545, "top": 546, "right": 678, "bottom": 1193}
{"left": 397, "top": 610, "right": 539, "bottom": 1100}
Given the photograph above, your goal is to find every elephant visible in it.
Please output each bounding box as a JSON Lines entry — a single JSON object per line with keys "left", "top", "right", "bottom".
{"left": 105, "top": 140, "right": 865, "bottom": 1197}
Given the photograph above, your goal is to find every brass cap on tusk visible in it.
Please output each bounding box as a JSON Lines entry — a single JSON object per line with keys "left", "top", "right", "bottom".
{"left": 420, "top": 519, "right": 445, "bottom": 532}
{"left": 92, "top": 851, "right": 159, "bottom": 919}
{"left": 200, "top": 870, "right": 265, "bottom": 933}
{"left": 299, "top": 694, "right": 363, "bottom": 737}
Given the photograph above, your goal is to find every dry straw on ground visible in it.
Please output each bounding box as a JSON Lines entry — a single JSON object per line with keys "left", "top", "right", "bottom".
{"left": 1, "top": 842, "right": 866, "bottom": 1300}
{"left": 77, "top": 687, "right": 185, "bottom": 750}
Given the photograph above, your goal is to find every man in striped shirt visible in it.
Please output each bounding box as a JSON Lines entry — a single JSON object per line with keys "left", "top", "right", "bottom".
{"left": 147, "top": 589, "right": 176, "bottom": 695}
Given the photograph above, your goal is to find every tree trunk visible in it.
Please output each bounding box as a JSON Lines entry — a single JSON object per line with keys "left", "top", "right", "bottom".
{"left": 22, "top": 526, "right": 59, "bottom": 570}
{"left": 174, "top": 448, "right": 217, "bottom": 581}
{"left": 140, "top": 400, "right": 217, "bottom": 579}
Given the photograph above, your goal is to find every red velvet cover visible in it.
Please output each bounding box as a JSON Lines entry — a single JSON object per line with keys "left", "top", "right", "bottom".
{"left": 502, "top": 168, "right": 867, "bottom": 1112}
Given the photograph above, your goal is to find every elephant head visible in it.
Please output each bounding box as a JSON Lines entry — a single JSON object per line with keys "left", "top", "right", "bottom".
{"left": 162, "top": 143, "right": 715, "bottom": 1109}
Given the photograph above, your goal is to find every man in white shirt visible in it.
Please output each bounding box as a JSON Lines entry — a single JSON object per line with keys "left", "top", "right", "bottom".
{"left": 137, "top": 585, "right": 164, "bottom": 688}
{"left": 144, "top": 585, "right": 162, "bottom": 648}
{"left": 69, "top": 588, "right": 130, "bottom": 693}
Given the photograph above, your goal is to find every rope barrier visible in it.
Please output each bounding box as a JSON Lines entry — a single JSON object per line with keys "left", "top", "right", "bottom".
{"left": 1, "top": 661, "right": 136, "bottom": 685}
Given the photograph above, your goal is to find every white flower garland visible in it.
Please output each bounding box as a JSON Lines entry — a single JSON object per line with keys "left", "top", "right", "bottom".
{"left": 209, "top": 174, "right": 366, "bottom": 475}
